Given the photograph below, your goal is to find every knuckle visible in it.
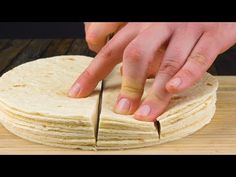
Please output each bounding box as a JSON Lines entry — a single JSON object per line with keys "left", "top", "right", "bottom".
{"left": 124, "top": 43, "right": 143, "bottom": 63}
{"left": 121, "top": 84, "right": 143, "bottom": 97}
{"left": 86, "top": 33, "right": 99, "bottom": 46}
{"left": 81, "top": 68, "right": 96, "bottom": 81}
{"left": 166, "top": 47, "right": 185, "bottom": 59}
{"left": 159, "top": 58, "right": 181, "bottom": 76}
{"left": 99, "top": 43, "right": 113, "bottom": 58}
{"left": 181, "top": 68, "right": 199, "bottom": 80}
{"left": 188, "top": 53, "right": 209, "bottom": 66}
{"left": 152, "top": 93, "right": 166, "bottom": 103}
{"left": 147, "top": 86, "right": 170, "bottom": 104}
{"left": 147, "top": 90, "right": 168, "bottom": 104}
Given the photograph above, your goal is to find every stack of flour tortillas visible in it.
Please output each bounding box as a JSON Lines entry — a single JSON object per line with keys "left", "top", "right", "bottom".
{"left": 0, "top": 55, "right": 218, "bottom": 150}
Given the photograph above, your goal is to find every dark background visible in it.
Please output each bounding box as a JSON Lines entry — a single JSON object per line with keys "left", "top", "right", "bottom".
{"left": 0, "top": 22, "right": 85, "bottom": 38}
{"left": 0, "top": 22, "right": 235, "bottom": 75}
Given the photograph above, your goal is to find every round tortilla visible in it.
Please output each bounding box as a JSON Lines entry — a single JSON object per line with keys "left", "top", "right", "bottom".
{"left": 0, "top": 55, "right": 218, "bottom": 150}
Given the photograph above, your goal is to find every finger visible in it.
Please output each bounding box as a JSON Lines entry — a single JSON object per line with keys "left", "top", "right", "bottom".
{"left": 134, "top": 28, "right": 202, "bottom": 121}
{"left": 68, "top": 24, "right": 139, "bottom": 98}
{"left": 86, "top": 22, "right": 124, "bottom": 52}
{"left": 84, "top": 22, "right": 91, "bottom": 33}
{"left": 120, "top": 47, "right": 166, "bottom": 78}
{"left": 134, "top": 74, "right": 172, "bottom": 122}
{"left": 146, "top": 47, "right": 166, "bottom": 78}
{"left": 166, "top": 32, "right": 221, "bottom": 93}
{"left": 119, "top": 47, "right": 165, "bottom": 79}
{"left": 114, "top": 24, "right": 172, "bottom": 115}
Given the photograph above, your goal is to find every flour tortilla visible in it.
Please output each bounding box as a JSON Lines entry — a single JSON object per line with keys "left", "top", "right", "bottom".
{"left": 0, "top": 55, "right": 102, "bottom": 148}
{"left": 97, "top": 65, "right": 160, "bottom": 149}
{"left": 97, "top": 65, "right": 218, "bottom": 149}
{"left": 0, "top": 55, "right": 218, "bottom": 150}
{"left": 0, "top": 55, "right": 101, "bottom": 120}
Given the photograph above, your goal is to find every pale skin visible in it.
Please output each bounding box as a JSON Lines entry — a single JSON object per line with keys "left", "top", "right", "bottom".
{"left": 68, "top": 22, "right": 236, "bottom": 122}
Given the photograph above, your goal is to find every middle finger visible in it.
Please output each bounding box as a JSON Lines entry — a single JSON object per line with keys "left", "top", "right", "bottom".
{"left": 114, "top": 24, "right": 173, "bottom": 115}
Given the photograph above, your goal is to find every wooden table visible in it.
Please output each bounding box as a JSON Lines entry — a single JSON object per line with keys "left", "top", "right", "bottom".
{"left": 0, "top": 39, "right": 235, "bottom": 154}
{"left": 0, "top": 39, "right": 95, "bottom": 76}
{"left": 1, "top": 39, "right": 236, "bottom": 76}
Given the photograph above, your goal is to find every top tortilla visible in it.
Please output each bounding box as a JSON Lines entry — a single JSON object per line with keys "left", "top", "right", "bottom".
{"left": 0, "top": 55, "right": 101, "bottom": 121}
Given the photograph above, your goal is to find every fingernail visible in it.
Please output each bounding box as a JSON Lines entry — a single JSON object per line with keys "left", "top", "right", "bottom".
{"left": 68, "top": 83, "right": 81, "bottom": 97}
{"left": 116, "top": 98, "right": 131, "bottom": 114}
{"left": 136, "top": 105, "right": 151, "bottom": 117}
{"left": 168, "top": 77, "right": 182, "bottom": 88}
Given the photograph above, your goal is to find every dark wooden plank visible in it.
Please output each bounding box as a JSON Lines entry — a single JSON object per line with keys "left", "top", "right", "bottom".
{"left": 0, "top": 39, "right": 12, "bottom": 51}
{"left": 67, "top": 39, "right": 92, "bottom": 56}
{"left": 41, "top": 39, "right": 75, "bottom": 57}
{"left": 0, "top": 39, "right": 31, "bottom": 73}
{"left": 87, "top": 49, "right": 96, "bottom": 58}
{"left": 0, "top": 39, "right": 51, "bottom": 74}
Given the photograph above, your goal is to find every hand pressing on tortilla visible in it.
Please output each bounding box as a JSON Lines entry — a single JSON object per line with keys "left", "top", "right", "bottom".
{"left": 69, "top": 22, "right": 236, "bottom": 122}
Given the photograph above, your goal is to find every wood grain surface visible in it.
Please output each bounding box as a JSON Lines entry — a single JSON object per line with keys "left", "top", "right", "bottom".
{"left": 0, "top": 39, "right": 235, "bottom": 75}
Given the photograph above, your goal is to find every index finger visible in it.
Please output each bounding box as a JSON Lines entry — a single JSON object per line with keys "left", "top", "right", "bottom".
{"left": 68, "top": 24, "right": 139, "bottom": 98}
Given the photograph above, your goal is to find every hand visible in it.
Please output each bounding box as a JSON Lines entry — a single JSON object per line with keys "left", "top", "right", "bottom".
{"left": 84, "top": 22, "right": 126, "bottom": 52}
{"left": 69, "top": 22, "right": 236, "bottom": 122}
{"left": 85, "top": 22, "right": 160, "bottom": 77}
